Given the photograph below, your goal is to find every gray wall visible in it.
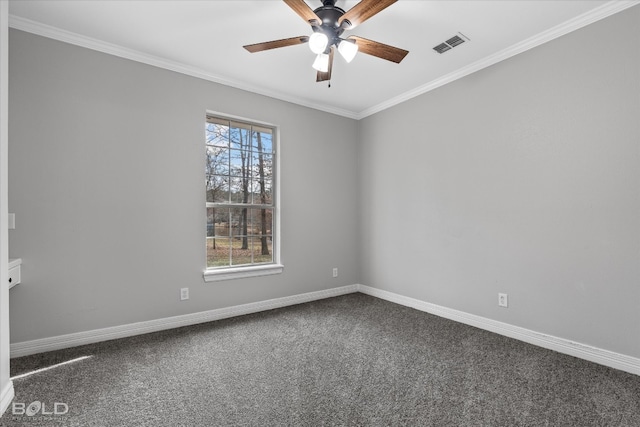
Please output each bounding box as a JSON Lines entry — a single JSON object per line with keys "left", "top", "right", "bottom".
{"left": 8, "top": 30, "right": 359, "bottom": 342}
{"left": 359, "top": 7, "right": 640, "bottom": 359}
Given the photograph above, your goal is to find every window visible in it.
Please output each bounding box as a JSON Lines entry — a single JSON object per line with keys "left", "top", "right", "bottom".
{"left": 204, "top": 114, "right": 282, "bottom": 282}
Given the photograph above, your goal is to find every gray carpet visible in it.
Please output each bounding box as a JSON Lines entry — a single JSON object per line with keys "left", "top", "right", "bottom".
{"left": 2, "top": 293, "right": 639, "bottom": 426}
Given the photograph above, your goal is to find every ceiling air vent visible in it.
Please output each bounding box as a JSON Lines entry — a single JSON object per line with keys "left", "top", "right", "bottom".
{"left": 446, "top": 35, "right": 465, "bottom": 48}
{"left": 433, "top": 43, "right": 451, "bottom": 54}
{"left": 433, "top": 33, "right": 470, "bottom": 54}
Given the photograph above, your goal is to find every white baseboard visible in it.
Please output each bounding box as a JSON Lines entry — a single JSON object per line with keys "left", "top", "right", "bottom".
{"left": 10, "top": 283, "right": 639, "bottom": 377}
{"left": 356, "top": 284, "right": 640, "bottom": 376}
{"left": 10, "top": 284, "right": 359, "bottom": 358}
{"left": 0, "top": 380, "right": 14, "bottom": 418}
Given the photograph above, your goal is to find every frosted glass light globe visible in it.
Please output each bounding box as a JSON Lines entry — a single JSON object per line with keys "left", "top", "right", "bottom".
{"left": 312, "top": 53, "right": 329, "bottom": 72}
{"left": 309, "top": 32, "right": 329, "bottom": 54}
{"left": 338, "top": 39, "right": 358, "bottom": 63}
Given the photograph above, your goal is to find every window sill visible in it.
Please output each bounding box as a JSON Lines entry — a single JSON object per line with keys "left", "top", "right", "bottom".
{"left": 203, "top": 264, "right": 284, "bottom": 283}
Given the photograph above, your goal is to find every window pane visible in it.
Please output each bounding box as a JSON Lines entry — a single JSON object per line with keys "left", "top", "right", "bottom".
{"left": 251, "top": 152, "right": 272, "bottom": 182}
{"left": 231, "top": 208, "right": 253, "bottom": 265}
{"left": 230, "top": 176, "right": 251, "bottom": 204}
{"left": 207, "top": 237, "right": 231, "bottom": 268}
{"left": 229, "top": 126, "right": 251, "bottom": 151}
{"left": 206, "top": 122, "right": 229, "bottom": 148}
{"left": 250, "top": 179, "right": 272, "bottom": 205}
{"left": 230, "top": 207, "right": 250, "bottom": 237}
{"left": 250, "top": 151, "right": 272, "bottom": 206}
{"left": 206, "top": 146, "right": 229, "bottom": 176}
{"left": 229, "top": 149, "right": 251, "bottom": 178}
{"left": 231, "top": 241, "right": 253, "bottom": 266}
{"left": 206, "top": 175, "right": 229, "bottom": 203}
{"left": 252, "top": 129, "right": 273, "bottom": 153}
{"left": 212, "top": 208, "right": 230, "bottom": 237}
{"left": 250, "top": 237, "right": 273, "bottom": 264}
{"left": 247, "top": 180, "right": 260, "bottom": 204}
{"left": 253, "top": 208, "right": 272, "bottom": 236}
{"left": 251, "top": 152, "right": 272, "bottom": 173}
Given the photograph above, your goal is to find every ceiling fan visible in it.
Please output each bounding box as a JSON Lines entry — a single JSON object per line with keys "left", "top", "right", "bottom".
{"left": 243, "top": 0, "right": 409, "bottom": 83}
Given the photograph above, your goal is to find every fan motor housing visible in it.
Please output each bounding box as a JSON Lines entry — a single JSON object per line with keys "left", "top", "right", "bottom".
{"left": 313, "top": 3, "right": 346, "bottom": 44}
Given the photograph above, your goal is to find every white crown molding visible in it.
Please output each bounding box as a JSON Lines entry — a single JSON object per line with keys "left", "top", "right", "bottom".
{"left": 356, "top": 285, "right": 640, "bottom": 377}
{"left": 10, "top": 284, "right": 359, "bottom": 358}
{"left": 7, "top": 15, "right": 358, "bottom": 120}
{"left": 9, "top": 1, "right": 640, "bottom": 121}
{"left": 356, "top": 0, "right": 640, "bottom": 119}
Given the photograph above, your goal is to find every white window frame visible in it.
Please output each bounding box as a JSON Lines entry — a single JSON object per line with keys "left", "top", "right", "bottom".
{"left": 203, "top": 111, "right": 282, "bottom": 282}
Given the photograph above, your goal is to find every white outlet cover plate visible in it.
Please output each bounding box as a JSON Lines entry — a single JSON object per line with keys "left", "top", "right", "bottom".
{"left": 498, "top": 293, "right": 508, "bottom": 307}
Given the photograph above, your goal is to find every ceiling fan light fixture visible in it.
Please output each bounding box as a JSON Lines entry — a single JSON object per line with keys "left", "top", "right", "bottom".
{"left": 309, "top": 32, "right": 329, "bottom": 54}
{"left": 244, "top": 0, "right": 408, "bottom": 82}
{"left": 338, "top": 39, "right": 358, "bottom": 63}
{"left": 312, "top": 53, "right": 330, "bottom": 72}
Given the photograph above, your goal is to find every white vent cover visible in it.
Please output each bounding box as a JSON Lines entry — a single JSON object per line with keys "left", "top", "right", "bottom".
{"left": 433, "top": 33, "right": 470, "bottom": 54}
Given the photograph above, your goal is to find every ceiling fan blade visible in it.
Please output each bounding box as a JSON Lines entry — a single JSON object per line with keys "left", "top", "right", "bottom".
{"left": 348, "top": 36, "right": 408, "bottom": 63}
{"left": 283, "top": 0, "right": 321, "bottom": 26}
{"left": 339, "top": 0, "right": 397, "bottom": 30}
{"left": 316, "top": 47, "right": 334, "bottom": 82}
{"left": 243, "top": 36, "right": 309, "bottom": 53}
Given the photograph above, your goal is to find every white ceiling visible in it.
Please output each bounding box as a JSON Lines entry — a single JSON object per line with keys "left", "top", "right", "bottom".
{"left": 8, "top": 0, "right": 638, "bottom": 119}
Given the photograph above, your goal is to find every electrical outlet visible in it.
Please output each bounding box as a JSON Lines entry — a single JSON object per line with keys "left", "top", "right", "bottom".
{"left": 180, "top": 288, "right": 189, "bottom": 301}
{"left": 498, "top": 293, "right": 508, "bottom": 308}
{"left": 332, "top": 268, "right": 338, "bottom": 278}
